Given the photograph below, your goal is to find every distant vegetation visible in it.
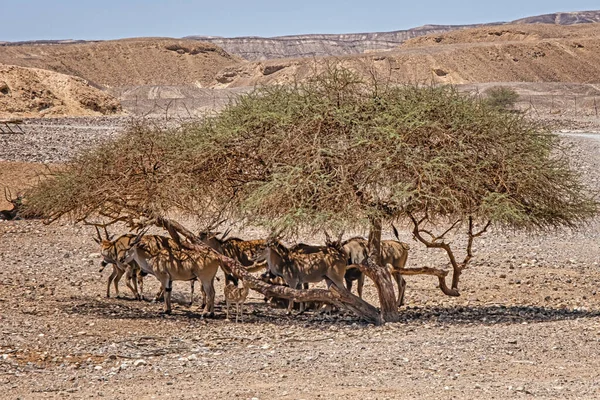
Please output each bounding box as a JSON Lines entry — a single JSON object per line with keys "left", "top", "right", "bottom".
{"left": 484, "top": 86, "right": 520, "bottom": 110}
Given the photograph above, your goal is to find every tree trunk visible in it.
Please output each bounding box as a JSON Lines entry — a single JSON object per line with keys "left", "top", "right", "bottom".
{"left": 365, "top": 218, "right": 400, "bottom": 323}
{"left": 154, "top": 216, "right": 383, "bottom": 324}
{"left": 451, "top": 268, "right": 461, "bottom": 291}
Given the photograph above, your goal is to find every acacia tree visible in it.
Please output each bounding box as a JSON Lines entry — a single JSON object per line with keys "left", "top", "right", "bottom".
{"left": 26, "top": 66, "right": 596, "bottom": 324}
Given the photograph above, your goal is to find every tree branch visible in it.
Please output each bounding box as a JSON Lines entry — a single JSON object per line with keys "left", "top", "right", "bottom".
{"left": 408, "top": 212, "right": 460, "bottom": 296}
{"left": 154, "top": 216, "right": 383, "bottom": 324}
{"left": 460, "top": 217, "right": 491, "bottom": 271}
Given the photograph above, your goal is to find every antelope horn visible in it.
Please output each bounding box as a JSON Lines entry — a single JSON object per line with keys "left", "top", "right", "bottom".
{"left": 337, "top": 230, "right": 345, "bottom": 244}
{"left": 206, "top": 218, "right": 226, "bottom": 232}
{"left": 220, "top": 227, "right": 232, "bottom": 241}
{"left": 268, "top": 227, "right": 284, "bottom": 242}
{"left": 392, "top": 223, "right": 400, "bottom": 241}
{"left": 131, "top": 226, "right": 150, "bottom": 246}
{"left": 94, "top": 226, "right": 103, "bottom": 244}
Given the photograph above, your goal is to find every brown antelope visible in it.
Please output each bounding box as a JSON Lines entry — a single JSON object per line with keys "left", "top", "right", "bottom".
{"left": 382, "top": 240, "right": 409, "bottom": 307}
{"left": 118, "top": 234, "right": 220, "bottom": 316}
{"left": 99, "top": 232, "right": 197, "bottom": 305}
{"left": 199, "top": 231, "right": 267, "bottom": 275}
{"left": 224, "top": 279, "right": 251, "bottom": 322}
{"left": 341, "top": 227, "right": 409, "bottom": 306}
{"left": 260, "top": 235, "right": 347, "bottom": 314}
{"left": 0, "top": 188, "right": 23, "bottom": 221}
{"left": 95, "top": 233, "right": 144, "bottom": 299}
{"left": 341, "top": 237, "right": 369, "bottom": 298}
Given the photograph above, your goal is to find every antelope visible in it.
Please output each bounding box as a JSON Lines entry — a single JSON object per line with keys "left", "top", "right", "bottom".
{"left": 118, "top": 234, "right": 220, "bottom": 316}
{"left": 341, "top": 227, "right": 410, "bottom": 306}
{"left": 260, "top": 234, "right": 347, "bottom": 314}
{"left": 98, "top": 232, "right": 197, "bottom": 305}
{"left": 382, "top": 239, "right": 409, "bottom": 307}
{"left": 259, "top": 269, "right": 309, "bottom": 309}
{"left": 94, "top": 231, "right": 143, "bottom": 299}
{"left": 224, "top": 279, "right": 251, "bottom": 322}
{"left": 199, "top": 231, "right": 267, "bottom": 277}
{"left": 342, "top": 237, "right": 369, "bottom": 298}
{"left": 0, "top": 188, "right": 23, "bottom": 221}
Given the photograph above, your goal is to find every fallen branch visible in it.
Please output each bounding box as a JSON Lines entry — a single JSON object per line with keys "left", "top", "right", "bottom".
{"left": 154, "top": 216, "right": 383, "bottom": 324}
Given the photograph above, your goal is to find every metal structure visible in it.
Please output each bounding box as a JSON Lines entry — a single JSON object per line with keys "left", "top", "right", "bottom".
{"left": 0, "top": 119, "right": 25, "bottom": 134}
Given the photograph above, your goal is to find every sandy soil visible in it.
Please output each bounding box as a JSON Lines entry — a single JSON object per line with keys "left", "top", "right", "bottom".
{"left": 0, "top": 65, "right": 121, "bottom": 118}
{"left": 1, "top": 130, "right": 600, "bottom": 399}
{"left": 0, "top": 39, "right": 241, "bottom": 90}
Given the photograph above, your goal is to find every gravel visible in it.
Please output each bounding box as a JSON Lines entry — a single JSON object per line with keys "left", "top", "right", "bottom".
{"left": 0, "top": 119, "right": 600, "bottom": 398}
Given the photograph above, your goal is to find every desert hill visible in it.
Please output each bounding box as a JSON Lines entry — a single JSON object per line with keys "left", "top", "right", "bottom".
{"left": 187, "top": 24, "right": 493, "bottom": 61}
{"left": 513, "top": 10, "right": 600, "bottom": 25}
{"left": 211, "top": 23, "right": 600, "bottom": 88}
{"left": 0, "top": 64, "right": 121, "bottom": 118}
{"left": 0, "top": 38, "right": 241, "bottom": 89}
{"left": 401, "top": 22, "right": 600, "bottom": 47}
{"left": 189, "top": 10, "right": 600, "bottom": 60}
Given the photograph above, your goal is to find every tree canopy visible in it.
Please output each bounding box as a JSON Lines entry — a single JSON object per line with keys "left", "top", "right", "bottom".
{"left": 27, "top": 67, "right": 596, "bottom": 234}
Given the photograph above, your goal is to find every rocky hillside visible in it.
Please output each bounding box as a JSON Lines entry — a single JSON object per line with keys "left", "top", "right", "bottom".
{"left": 211, "top": 23, "right": 600, "bottom": 88}
{"left": 0, "top": 64, "right": 121, "bottom": 118}
{"left": 187, "top": 24, "right": 493, "bottom": 61}
{"left": 189, "top": 10, "right": 600, "bottom": 60}
{"left": 0, "top": 39, "right": 241, "bottom": 89}
{"left": 513, "top": 10, "right": 600, "bottom": 25}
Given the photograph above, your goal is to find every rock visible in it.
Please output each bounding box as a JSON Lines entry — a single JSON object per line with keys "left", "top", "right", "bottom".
{"left": 133, "top": 359, "right": 147, "bottom": 367}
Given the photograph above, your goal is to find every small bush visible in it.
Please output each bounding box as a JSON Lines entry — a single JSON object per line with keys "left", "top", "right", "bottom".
{"left": 484, "top": 86, "right": 519, "bottom": 110}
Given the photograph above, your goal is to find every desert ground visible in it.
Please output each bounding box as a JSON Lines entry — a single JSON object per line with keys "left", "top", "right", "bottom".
{"left": 1, "top": 116, "right": 600, "bottom": 399}
{"left": 2, "top": 16, "right": 600, "bottom": 399}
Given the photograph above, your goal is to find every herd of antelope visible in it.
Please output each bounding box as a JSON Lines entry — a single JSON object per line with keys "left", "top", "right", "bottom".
{"left": 94, "top": 226, "right": 410, "bottom": 322}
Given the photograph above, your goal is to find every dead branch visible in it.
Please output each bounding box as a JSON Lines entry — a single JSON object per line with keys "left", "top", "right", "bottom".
{"left": 408, "top": 212, "right": 460, "bottom": 296}
{"left": 459, "top": 217, "right": 491, "bottom": 277}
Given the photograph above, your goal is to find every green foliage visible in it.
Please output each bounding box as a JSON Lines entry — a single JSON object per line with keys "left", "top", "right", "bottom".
{"left": 25, "top": 67, "right": 597, "bottom": 234}
{"left": 484, "top": 86, "right": 520, "bottom": 110}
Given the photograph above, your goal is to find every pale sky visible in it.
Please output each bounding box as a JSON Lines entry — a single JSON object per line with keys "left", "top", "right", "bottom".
{"left": 1, "top": 1, "right": 599, "bottom": 42}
